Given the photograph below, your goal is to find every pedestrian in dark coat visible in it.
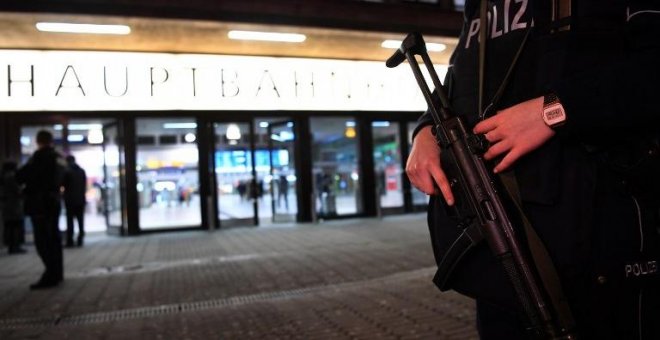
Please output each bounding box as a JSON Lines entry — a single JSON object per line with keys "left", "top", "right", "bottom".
{"left": 1, "top": 161, "right": 26, "bottom": 254}
{"left": 16, "top": 130, "right": 66, "bottom": 290}
{"left": 63, "top": 155, "right": 87, "bottom": 247}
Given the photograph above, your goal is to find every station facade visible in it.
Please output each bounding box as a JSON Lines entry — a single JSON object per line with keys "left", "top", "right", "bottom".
{"left": 0, "top": 0, "right": 461, "bottom": 235}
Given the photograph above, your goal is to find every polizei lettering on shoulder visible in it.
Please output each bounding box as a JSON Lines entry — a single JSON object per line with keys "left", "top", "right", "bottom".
{"left": 465, "top": 0, "right": 533, "bottom": 49}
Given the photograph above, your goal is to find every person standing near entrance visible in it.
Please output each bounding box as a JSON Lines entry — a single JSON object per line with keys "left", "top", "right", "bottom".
{"left": 1, "top": 161, "right": 26, "bottom": 254}
{"left": 277, "top": 173, "right": 289, "bottom": 210}
{"left": 17, "top": 130, "right": 66, "bottom": 290}
{"left": 63, "top": 155, "right": 87, "bottom": 247}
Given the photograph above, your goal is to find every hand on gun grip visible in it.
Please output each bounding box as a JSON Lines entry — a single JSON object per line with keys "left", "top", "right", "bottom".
{"left": 407, "top": 126, "right": 455, "bottom": 205}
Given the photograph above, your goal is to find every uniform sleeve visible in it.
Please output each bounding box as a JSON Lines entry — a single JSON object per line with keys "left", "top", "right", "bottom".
{"left": 411, "top": 84, "right": 450, "bottom": 140}
{"left": 411, "top": 110, "right": 435, "bottom": 140}
{"left": 551, "top": 7, "right": 660, "bottom": 140}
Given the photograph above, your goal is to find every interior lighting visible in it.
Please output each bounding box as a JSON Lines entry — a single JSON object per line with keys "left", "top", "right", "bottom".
{"left": 154, "top": 181, "right": 176, "bottom": 192}
{"left": 381, "top": 40, "right": 446, "bottom": 52}
{"left": 372, "top": 121, "right": 391, "bottom": 127}
{"left": 88, "top": 129, "right": 104, "bottom": 144}
{"left": 55, "top": 123, "right": 104, "bottom": 131}
{"left": 163, "top": 122, "right": 197, "bottom": 129}
{"left": 67, "top": 134, "right": 85, "bottom": 142}
{"left": 345, "top": 126, "right": 357, "bottom": 139}
{"left": 270, "top": 131, "right": 295, "bottom": 142}
{"left": 36, "top": 22, "right": 131, "bottom": 35}
{"left": 259, "top": 121, "right": 270, "bottom": 128}
{"left": 228, "top": 30, "right": 306, "bottom": 43}
{"left": 69, "top": 123, "right": 103, "bottom": 130}
{"left": 226, "top": 124, "right": 241, "bottom": 140}
{"left": 184, "top": 133, "right": 197, "bottom": 143}
{"left": 20, "top": 136, "right": 31, "bottom": 146}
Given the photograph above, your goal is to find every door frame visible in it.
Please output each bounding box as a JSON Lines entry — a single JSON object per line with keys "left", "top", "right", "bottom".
{"left": 101, "top": 120, "right": 128, "bottom": 235}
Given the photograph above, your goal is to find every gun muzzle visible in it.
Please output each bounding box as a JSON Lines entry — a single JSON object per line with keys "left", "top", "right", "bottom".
{"left": 385, "top": 32, "right": 427, "bottom": 68}
{"left": 386, "top": 50, "right": 406, "bottom": 68}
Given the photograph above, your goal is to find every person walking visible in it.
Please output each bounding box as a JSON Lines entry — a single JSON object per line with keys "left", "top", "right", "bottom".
{"left": 16, "top": 130, "right": 66, "bottom": 290}
{"left": 63, "top": 155, "right": 87, "bottom": 247}
{"left": 1, "top": 161, "right": 26, "bottom": 255}
{"left": 277, "top": 173, "right": 289, "bottom": 210}
{"left": 405, "top": 1, "right": 660, "bottom": 338}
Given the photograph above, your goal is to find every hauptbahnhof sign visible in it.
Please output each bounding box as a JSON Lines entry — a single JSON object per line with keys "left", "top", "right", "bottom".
{"left": 0, "top": 50, "right": 447, "bottom": 112}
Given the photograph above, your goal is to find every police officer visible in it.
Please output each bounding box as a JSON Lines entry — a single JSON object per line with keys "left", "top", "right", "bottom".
{"left": 407, "top": 1, "right": 660, "bottom": 338}
{"left": 17, "top": 130, "right": 66, "bottom": 290}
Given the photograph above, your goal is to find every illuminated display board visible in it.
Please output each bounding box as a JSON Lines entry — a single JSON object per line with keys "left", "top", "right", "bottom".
{"left": 0, "top": 50, "right": 447, "bottom": 112}
{"left": 214, "top": 149, "right": 289, "bottom": 172}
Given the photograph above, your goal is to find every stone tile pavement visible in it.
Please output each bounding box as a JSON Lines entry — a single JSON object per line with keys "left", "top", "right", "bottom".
{"left": 0, "top": 214, "right": 478, "bottom": 339}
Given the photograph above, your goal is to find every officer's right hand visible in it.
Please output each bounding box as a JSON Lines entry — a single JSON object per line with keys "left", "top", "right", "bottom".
{"left": 406, "top": 125, "right": 455, "bottom": 205}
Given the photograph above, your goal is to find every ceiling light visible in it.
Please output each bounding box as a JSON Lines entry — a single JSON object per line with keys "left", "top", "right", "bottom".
{"left": 88, "top": 129, "right": 104, "bottom": 144}
{"left": 226, "top": 124, "right": 241, "bottom": 140}
{"left": 228, "top": 30, "right": 306, "bottom": 43}
{"left": 345, "top": 127, "right": 356, "bottom": 139}
{"left": 67, "top": 134, "right": 85, "bottom": 142}
{"left": 372, "top": 121, "right": 391, "bottom": 127}
{"left": 20, "top": 136, "right": 31, "bottom": 146}
{"left": 163, "top": 122, "right": 197, "bottom": 129}
{"left": 54, "top": 123, "right": 104, "bottom": 131}
{"left": 184, "top": 133, "right": 197, "bottom": 143}
{"left": 36, "top": 22, "right": 131, "bottom": 35}
{"left": 381, "top": 40, "right": 447, "bottom": 52}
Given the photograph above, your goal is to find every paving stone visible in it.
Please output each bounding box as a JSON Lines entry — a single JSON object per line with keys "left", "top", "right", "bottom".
{"left": 0, "top": 214, "right": 477, "bottom": 339}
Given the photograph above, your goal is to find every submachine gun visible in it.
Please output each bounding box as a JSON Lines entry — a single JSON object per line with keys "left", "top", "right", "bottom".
{"left": 386, "top": 32, "right": 577, "bottom": 340}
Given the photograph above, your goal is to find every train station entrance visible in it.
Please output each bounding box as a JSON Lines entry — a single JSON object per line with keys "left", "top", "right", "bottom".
{"left": 0, "top": 49, "right": 441, "bottom": 234}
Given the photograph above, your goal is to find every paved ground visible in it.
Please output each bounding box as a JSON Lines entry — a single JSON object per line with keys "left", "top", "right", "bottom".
{"left": 0, "top": 214, "right": 478, "bottom": 340}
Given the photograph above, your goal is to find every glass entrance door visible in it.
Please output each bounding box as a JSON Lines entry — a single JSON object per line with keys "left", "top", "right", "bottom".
{"left": 65, "top": 119, "right": 111, "bottom": 235}
{"left": 267, "top": 121, "right": 297, "bottom": 223}
{"left": 135, "top": 118, "right": 202, "bottom": 230}
{"left": 102, "top": 122, "right": 127, "bottom": 235}
{"left": 372, "top": 121, "right": 404, "bottom": 214}
{"left": 310, "top": 117, "right": 362, "bottom": 218}
{"left": 213, "top": 122, "right": 257, "bottom": 227}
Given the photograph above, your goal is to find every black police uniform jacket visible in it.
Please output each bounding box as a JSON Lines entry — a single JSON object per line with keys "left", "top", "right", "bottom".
{"left": 414, "top": 0, "right": 660, "bottom": 335}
